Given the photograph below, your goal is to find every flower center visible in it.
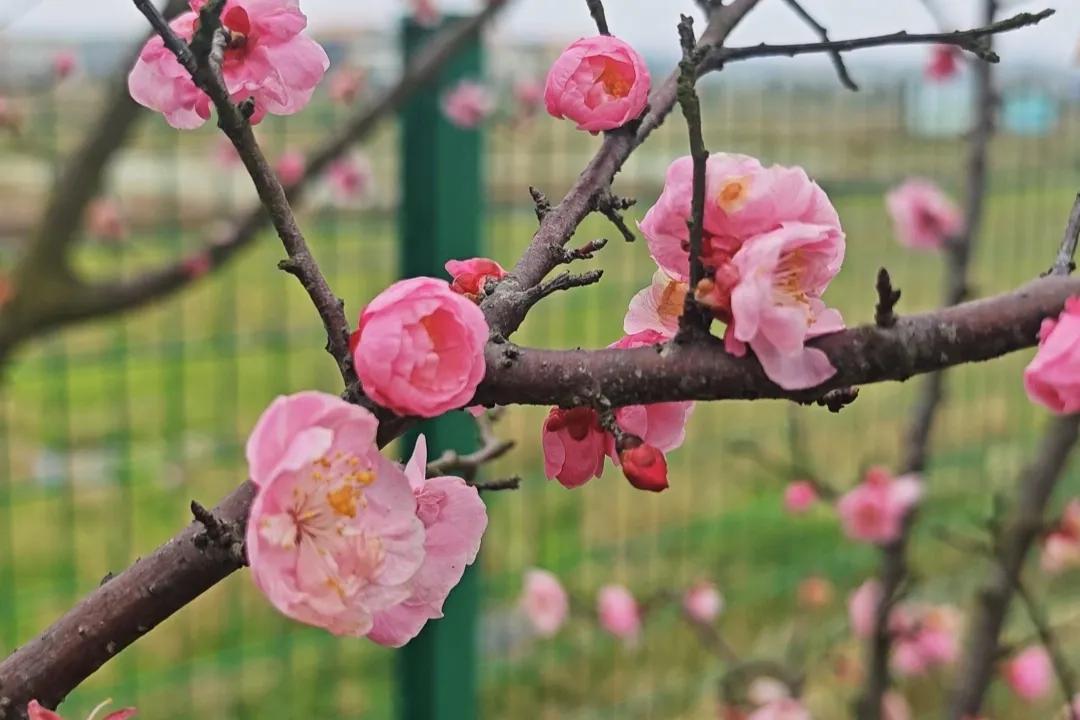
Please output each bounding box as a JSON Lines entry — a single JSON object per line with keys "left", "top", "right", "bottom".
{"left": 597, "top": 59, "right": 632, "bottom": 98}
{"left": 715, "top": 177, "right": 750, "bottom": 213}
{"left": 657, "top": 279, "right": 688, "bottom": 321}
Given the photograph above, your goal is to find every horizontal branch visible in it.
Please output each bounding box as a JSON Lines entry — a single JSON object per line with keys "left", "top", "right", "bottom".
{"left": 473, "top": 274, "right": 1079, "bottom": 407}
{"left": 703, "top": 8, "right": 1054, "bottom": 71}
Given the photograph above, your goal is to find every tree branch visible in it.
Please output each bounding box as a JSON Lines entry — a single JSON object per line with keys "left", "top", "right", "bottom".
{"left": 949, "top": 414, "right": 1080, "bottom": 719}
{"left": 1050, "top": 193, "right": 1080, "bottom": 277}
{"left": 778, "top": 0, "right": 858, "bottom": 90}
{"left": 425, "top": 413, "right": 515, "bottom": 481}
{"left": 1013, "top": 578, "right": 1079, "bottom": 718}
{"left": 859, "top": 3, "right": 1001, "bottom": 711}
{"left": 702, "top": 8, "right": 1053, "bottom": 72}
{"left": 585, "top": 0, "right": 610, "bottom": 35}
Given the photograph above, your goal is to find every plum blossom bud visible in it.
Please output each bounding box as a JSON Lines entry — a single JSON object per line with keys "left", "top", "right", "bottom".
{"left": 544, "top": 36, "right": 650, "bottom": 133}
{"left": 617, "top": 438, "right": 669, "bottom": 493}
{"left": 597, "top": 584, "right": 640, "bottom": 642}
{"left": 683, "top": 581, "right": 723, "bottom": 623}
{"left": 1003, "top": 646, "right": 1053, "bottom": 701}
{"left": 1024, "top": 297, "right": 1080, "bottom": 414}
{"left": 445, "top": 257, "right": 506, "bottom": 302}
{"left": 784, "top": 481, "right": 818, "bottom": 514}
{"left": 520, "top": 569, "right": 569, "bottom": 637}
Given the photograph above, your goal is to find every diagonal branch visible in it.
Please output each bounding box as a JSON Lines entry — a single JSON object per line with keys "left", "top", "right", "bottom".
{"left": 778, "top": 0, "right": 858, "bottom": 90}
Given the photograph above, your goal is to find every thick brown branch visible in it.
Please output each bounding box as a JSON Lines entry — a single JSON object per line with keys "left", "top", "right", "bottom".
{"left": 949, "top": 414, "right": 1080, "bottom": 719}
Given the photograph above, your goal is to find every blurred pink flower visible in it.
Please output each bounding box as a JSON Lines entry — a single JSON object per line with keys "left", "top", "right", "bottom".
{"left": 275, "top": 150, "right": 306, "bottom": 186}
{"left": 53, "top": 50, "right": 78, "bottom": 80}
{"left": 128, "top": 0, "right": 329, "bottom": 129}
{"left": 85, "top": 198, "right": 127, "bottom": 243}
{"left": 441, "top": 80, "right": 495, "bottom": 129}
{"left": 542, "top": 407, "right": 608, "bottom": 488}
{"left": 1042, "top": 499, "right": 1080, "bottom": 574}
{"left": 513, "top": 78, "right": 544, "bottom": 118}
{"left": 885, "top": 179, "right": 964, "bottom": 250}
{"left": 784, "top": 481, "right": 818, "bottom": 515}
{"left": 597, "top": 584, "right": 641, "bottom": 642}
{"left": 837, "top": 468, "right": 922, "bottom": 545}
{"left": 245, "top": 392, "right": 426, "bottom": 636}
{"left": 624, "top": 267, "right": 687, "bottom": 339}
{"left": 445, "top": 257, "right": 506, "bottom": 302}
{"left": 797, "top": 576, "right": 834, "bottom": 610}
{"left": 368, "top": 436, "right": 487, "bottom": 646}
{"left": 329, "top": 66, "right": 368, "bottom": 105}
{"left": 409, "top": 0, "right": 440, "bottom": 26}
{"left": 1003, "top": 646, "right": 1053, "bottom": 701}
{"left": 881, "top": 691, "right": 911, "bottom": 720}
{"left": 925, "top": 45, "right": 962, "bottom": 82}
{"left": 28, "top": 699, "right": 136, "bottom": 720}
{"left": 747, "top": 699, "right": 811, "bottom": 720}
{"left": 1024, "top": 296, "right": 1080, "bottom": 414}
{"left": 544, "top": 36, "right": 650, "bottom": 132}
{"left": 352, "top": 277, "right": 488, "bottom": 418}
{"left": 891, "top": 604, "right": 961, "bottom": 676}
{"left": 848, "top": 578, "right": 882, "bottom": 638}
{"left": 683, "top": 581, "right": 724, "bottom": 623}
{"left": 520, "top": 568, "right": 569, "bottom": 637}
{"left": 326, "top": 154, "right": 373, "bottom": 203}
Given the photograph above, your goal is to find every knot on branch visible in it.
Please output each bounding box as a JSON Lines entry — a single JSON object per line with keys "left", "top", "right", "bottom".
{"left": 875, "top": 267, "right": 902, "bottom": 328}
{"left": 815, "top": 386, "right": 860, "bottom": 413}
{"left": 529, "top": 186, "right": 551, "bottom": 222}
{"left": 191, "top": 500, "right": 247, "bottom": 566}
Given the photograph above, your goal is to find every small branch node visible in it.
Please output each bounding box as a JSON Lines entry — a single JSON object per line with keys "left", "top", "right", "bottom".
{"left": 875, "top": 267, "right": 902, "bottom": 328}
{"left": 529, "top": 186, "right": 551, "bottom": 222}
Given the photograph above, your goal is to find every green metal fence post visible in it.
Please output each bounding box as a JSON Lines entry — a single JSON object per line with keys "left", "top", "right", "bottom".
{"left": 397, "top": 15, "right": 484, "bottom": 720}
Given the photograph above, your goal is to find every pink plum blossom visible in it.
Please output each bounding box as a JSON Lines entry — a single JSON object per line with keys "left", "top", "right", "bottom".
{"left": 1003, "top": 646, "right": 1053, "bottom": 701}
{"left": 725, "top": 221, "right": 846, "bottom": 390}
{"left": 245, "top": 391, "right": 426, "bottom": 636}
{"left": 926, "top": 45, "right": 962, "bottom": 82}
{"left": 513, "top": 78, "right": 544, "bottom": 119}
{"left": 597, "top": 584, "right": 641, "bottom": 642}
{"left": 624, "top": 267, "right": 687, "bottom": 339}
{"left": 746, "top": 677, "right": 791, "bottom": 707}
{"left": 1024, "top": 297, "right": 1080, "bottom": 414}
{"left": 28, "top": 699, "right": 136, "bottom": 720}
{"left": 520, "top": 568, "right": 569, "bottom": 637}
{"left": 544, "top": 36, "right": 650, "bottom": 132}
{"left": 784, "top": 481, "right": 819, "bottom": 514}
{"left": 367, "top": 436, "right": 487, "bottom": 646}
{"left": 352, "top": 277, "right": 489, "bottom": 418}
{"left": 890, "top": 604, "right": 961, "bottom": 676}
{"left": 640, "top": 153, "right": 840, "bottom": 283}
{"left": 441, "top": 81, "right": 495, "bottom": 129}
{"left": 445, "top": 257, "right": 506, "bottom": 302}
{"left": 85, "top": 198, "right": 127, "bottom": 243}
{"left": 329, "top": 66, "right": 367, "bottom": 105}
{"left": 1042, "top": 499, "right": 1080, "bottom": 574}
{"left": 128, "top": 0, "right": 329, "bottom": 129}
{"left": 618, "top": 441, "right": 669, "bottom": 493}
{"left": 409, "top": 0, "right": 440, "bottom": 26}
{"left": 326, "top": 154, "right": 373, "bottom": 203}
{"left": 542, "top": 407, "right": 608, "bottom": 488}
{"left": 683, "top": 581, "right": 724, "bottom": 623}
{"left": 837, "top": 468, "right": 923, "bottom": 545}
{"left": 275, "top": 150, "right": 306, "bottom": 186}
{"left": 885, "top": 179, "right": 964, "bottom": 250}
{"left": 746, "top": 699, "right": 811, "bottom": 720}
{"left": 848, "top": 579, "right": 883, "bottom": 638}
{"left": 609, "top": 331, "right": 693, "bottom": 453}
{"left": 52, "top": 51, "right": 78, "bottom": 80}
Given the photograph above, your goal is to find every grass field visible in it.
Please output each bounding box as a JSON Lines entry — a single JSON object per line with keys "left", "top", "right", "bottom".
{"left": 2, "top": 83, "right": 1080, "bottom": 719}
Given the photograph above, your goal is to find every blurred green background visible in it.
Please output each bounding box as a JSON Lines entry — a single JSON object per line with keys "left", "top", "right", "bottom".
{"left": 2, "top": 63, "right": 1080, "bottom": 719}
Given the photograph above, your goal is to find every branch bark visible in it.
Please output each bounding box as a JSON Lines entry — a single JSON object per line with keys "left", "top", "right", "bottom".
{"left": 949, "top": 414, "right": 1080, "bottom": 718}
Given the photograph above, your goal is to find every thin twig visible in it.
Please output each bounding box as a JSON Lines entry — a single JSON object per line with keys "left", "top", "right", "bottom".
{"left": 585, "top": 0, "right": 610, "bottom": 35}
{"left": 426, "top": 413, "right": 515, "bottom": 481}
{"left": 778, "top": 0, "right": 858, "bottom": 90}
{"left": 1050, "top": 193, "right": 1080, "bottom": 277}
{"left": 594, "top": 191, "right": 637, "bottom": 243}
{"left": 875, "top": 268, "right": 902, "bottom": 328}
{"left": 675, "top": 14, "right": 711, "bottom": 340}
{"left": 474, "top": 476, "right": 522, "bottom": 492}
{"left": 702, "top": 9, "right": 1054, "bottom": 72}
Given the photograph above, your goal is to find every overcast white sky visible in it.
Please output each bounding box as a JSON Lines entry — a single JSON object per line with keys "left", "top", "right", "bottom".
{"left": 2, "top": 0, "right": 1077, "bottom": 70}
